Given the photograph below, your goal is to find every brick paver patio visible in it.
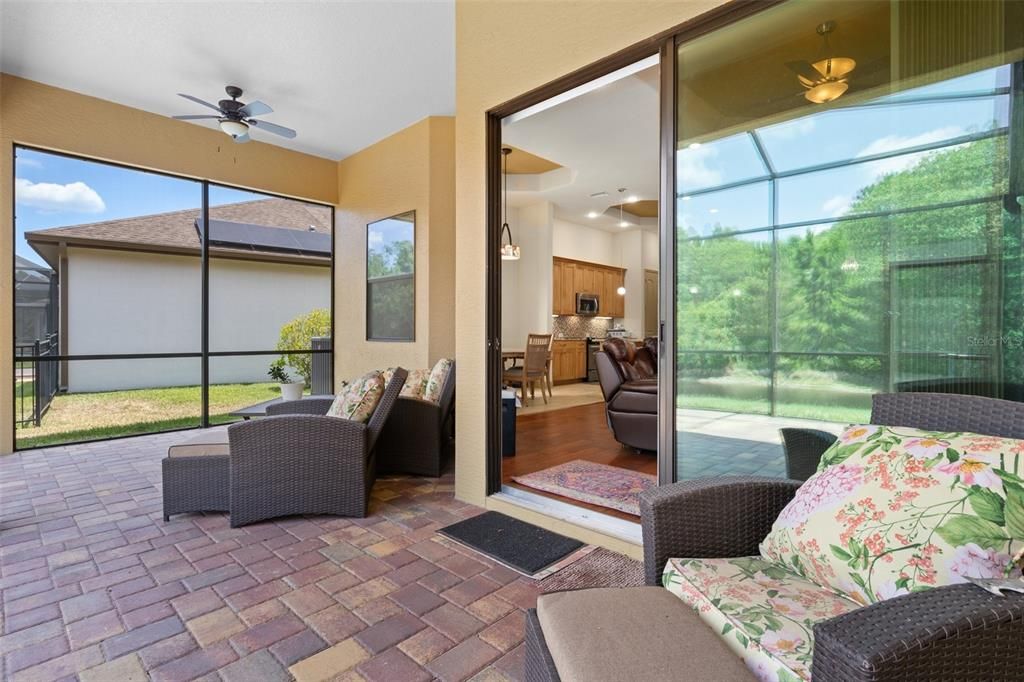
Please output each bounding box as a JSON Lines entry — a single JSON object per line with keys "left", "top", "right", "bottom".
{"left": 0, "top": 430, "right": 540, "bottom": 681}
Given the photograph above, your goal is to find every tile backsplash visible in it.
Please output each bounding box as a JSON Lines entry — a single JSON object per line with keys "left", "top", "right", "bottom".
{"left": 553, "top": 316, "right": 611, "bottom": 339}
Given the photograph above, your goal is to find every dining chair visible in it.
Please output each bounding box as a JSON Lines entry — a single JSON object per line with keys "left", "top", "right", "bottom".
{"left": 503, "top": 333, "right": 552, "bottom": 407}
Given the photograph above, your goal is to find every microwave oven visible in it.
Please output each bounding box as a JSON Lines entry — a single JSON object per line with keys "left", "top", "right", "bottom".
{"left": 576, "top": 293, "right": 600, "bottom": 316}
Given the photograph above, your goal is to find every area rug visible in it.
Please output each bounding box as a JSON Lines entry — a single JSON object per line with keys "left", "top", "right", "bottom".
{"left": 540, "top": 547, "right": 645, "bottom": 592}
{"left": 512, "top": 460, "right": 656, "bottom": 516}
{"left": 438, "top": 511, "right": 584, "bottom": 575}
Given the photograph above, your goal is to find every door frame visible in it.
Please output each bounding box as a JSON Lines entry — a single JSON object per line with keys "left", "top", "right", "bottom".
{"left": 482, "top": 0, "right": 784, "bottom": 495}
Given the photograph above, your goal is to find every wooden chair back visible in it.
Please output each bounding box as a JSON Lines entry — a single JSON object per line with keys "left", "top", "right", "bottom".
{"left": 525, "top": 334, "right": 552, "bottom": 375}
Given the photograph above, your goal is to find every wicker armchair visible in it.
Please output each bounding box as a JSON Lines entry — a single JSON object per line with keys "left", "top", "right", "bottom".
{"left": 376, "top": 364, "right": 455, "bottom": 477}
{"left": 527, "top": 393, "right": 1024, "bottom": 682}
{"left": 224, "top": 368, "right": 407, "bottom": 527}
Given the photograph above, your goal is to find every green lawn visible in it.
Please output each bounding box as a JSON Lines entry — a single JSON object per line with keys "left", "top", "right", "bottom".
{"left": 15, "top": 382, "right": 303, "bottom": 449}
{"left": 678, "top": 394, "right": 868, "bottom": 424}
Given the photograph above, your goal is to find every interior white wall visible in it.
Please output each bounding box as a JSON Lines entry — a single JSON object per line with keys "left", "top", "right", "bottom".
{"left": 500, "top": 202, "right": 554, "bottom": 347}
{"left": 65, "top": 248, "right": 330, "bottom": 392}
{"left": 612, "top": 230, "right": 643, "bottom": 336}
{"left": 642, "top": 229, "right": 659, "bottom": 271}
{"left": 552, "top": 218, "right": 616, "bottom": 266}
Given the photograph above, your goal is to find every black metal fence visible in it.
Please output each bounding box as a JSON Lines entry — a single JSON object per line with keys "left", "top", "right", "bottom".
{"left": 15, "top": 332, "right": 59, "bottom": 427}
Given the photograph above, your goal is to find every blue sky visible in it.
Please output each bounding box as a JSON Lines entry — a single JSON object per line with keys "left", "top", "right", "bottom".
{"left": 14, "top": 151, "right": 270, "bottom": 263}
{"left": 14, "top": 65, "right": 1009, "bottom": 266}
{"left": 677, "top": 65, "right": 1009, "bottom": 238}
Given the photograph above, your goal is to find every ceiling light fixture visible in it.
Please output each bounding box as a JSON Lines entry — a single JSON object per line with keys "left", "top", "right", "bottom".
{"left": 499, "top": 148, "right": 521, "bottom": 261}
{"left": 587, "top": 211, "right": 599, "bottom": 219}
{"left": 688, "top": 142, "right": 701, "bottom": 150}
{"left": 795, "top": 21, "right": 856, "bottom": 104}
{"left": 626, "top": 194, "right": 639, "bottom": 203}
{"left": 616, "top": 285, "right": 626, "bottom": 296}
{"left": 219, "top": 119, "right": 249, "bottom": 140}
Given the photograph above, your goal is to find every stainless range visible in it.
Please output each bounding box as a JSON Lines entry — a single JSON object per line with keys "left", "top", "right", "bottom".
{"left": 585, "top": 337, "right": 603, "bottom": 382}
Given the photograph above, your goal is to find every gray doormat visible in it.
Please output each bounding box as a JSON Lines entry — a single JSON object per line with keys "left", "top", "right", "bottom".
{"left": 438, "top": 511, "right": 584, "bottom": 575}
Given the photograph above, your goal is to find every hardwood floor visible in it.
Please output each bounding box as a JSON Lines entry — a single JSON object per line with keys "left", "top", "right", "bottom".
{"left": 502, "top": 401, "right": 655, "bottom": 520}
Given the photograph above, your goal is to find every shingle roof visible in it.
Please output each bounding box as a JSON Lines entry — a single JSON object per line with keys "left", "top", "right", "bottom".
{"left": 25, "top": 198, "right": 332, "bottom": 263}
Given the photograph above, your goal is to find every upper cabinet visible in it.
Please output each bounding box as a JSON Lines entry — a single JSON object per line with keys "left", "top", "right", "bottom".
{"left": 552, "top": 257, "right": 624, "bottom": 317}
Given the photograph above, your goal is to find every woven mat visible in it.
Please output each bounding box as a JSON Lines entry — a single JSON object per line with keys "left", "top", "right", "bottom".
{"left": 540, "top": 547, "right": 645, "bottom": 592}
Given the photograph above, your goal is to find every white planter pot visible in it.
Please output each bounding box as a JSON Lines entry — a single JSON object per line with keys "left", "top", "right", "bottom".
{"left": 280, "top": 382, "right": 304, "bottom": 401}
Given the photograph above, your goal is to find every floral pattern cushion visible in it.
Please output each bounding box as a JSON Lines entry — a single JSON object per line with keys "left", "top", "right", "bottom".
{"left": 423, "top": 358, "right": 453, "bottom": 404}
{"left": 663, "top": 556, "right": 858, "bottom": 681}
{"left": 760, "top": 424, "right": 1024, "bottom": 605}
{"left": 326, "top": 371, "right": 384, "bottom": 423}
{"left": 381, "top": 368, "right": 430, "bottom": 400}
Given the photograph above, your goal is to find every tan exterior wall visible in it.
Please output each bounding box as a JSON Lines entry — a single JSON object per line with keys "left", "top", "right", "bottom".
{"left": 453, "top": 1, "right": 720, "bottom": 510}
{"left": 0, "top": 73, "right": 338, "bottom": 453}
{"left": 334, "top": 117, "right": 456, "bottom": 381}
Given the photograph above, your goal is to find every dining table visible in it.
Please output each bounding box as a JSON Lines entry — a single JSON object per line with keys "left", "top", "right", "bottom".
{"left": 501, "top": 349, "right": 524, "bottom": 369}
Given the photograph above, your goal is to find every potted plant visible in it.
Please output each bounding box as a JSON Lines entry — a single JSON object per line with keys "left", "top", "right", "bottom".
{"left": 269, "top": 358, "right": 304, "bottom": 401}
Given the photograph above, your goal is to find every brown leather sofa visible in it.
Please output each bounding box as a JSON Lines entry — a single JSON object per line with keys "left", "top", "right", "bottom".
{"left": 595, "top": 338, "right": 657, "bottom": 451}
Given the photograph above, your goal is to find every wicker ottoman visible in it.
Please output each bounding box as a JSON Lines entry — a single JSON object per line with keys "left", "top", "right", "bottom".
{"left": 162, "top": 428, "right": 231, "bottom": 521}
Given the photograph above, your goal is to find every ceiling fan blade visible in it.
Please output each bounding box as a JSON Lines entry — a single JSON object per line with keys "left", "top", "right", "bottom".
{"left": 239, "top": 100, "right": 272, "bottom": 117}
{"left": 249, "top": 119, "right": 297, "bottom": 139}
{"left": 178, "top": 93, "right": 223, "bottom": 113}
{"left": 172, "top": 114, "right": 220, "bottom": 120}
{"left": 786, "top": 60, "right": 822, "bottom": 82}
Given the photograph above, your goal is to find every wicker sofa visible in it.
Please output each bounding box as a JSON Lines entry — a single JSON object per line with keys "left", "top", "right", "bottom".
{"left": 162, "top": 368, "right": 407, "bottom": 527}
{"left": 526, "top": 393, "right": 1024, "bottom": 681}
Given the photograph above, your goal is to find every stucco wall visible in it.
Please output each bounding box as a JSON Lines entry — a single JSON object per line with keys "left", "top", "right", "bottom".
{"left": 0, "top": 73, "right": 338, "bottom": 452}
{"left": 65, "top": 248, "right": 329, "bottom": 392}
{"left": 454, "top": 0, "right": 721, "bottom": 509}
{"left": 334, "top": 117, "right": 456, "bottom": 381}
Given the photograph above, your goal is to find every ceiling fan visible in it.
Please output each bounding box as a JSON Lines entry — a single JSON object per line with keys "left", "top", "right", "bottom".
{"left": 172, "top": 85, "right": 296, "bottom": 143}
{"left": 786, "top": 21, "right": 856, "bottom": 104}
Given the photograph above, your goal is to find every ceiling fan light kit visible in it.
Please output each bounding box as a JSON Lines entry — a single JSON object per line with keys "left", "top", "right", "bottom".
{"left": 793, "top": 21, "right": 856, "bottom": 104}
{"left": 172, "top": 85, "right": 297, "bottom": 142}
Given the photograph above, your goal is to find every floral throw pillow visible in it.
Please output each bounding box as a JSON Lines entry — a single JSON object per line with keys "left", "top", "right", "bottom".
{"left": 423, "top": 358, "right": 454, "bottom": 404}
{"left": 326, "top": 371, "right": 384, "bottom": 423}
{"left": 760, "top": 424, "right": 1024, "bottom": 606}
{"left": 381, "top": 367, "right": 430, "bottom": 399}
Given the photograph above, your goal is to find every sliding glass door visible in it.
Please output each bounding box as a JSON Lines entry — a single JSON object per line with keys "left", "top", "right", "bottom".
{"left": 669, "top": 0, "right": 1023, "bottom": 480}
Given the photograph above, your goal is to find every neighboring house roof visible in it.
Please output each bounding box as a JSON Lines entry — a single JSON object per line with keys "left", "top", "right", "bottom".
{"left": 26, "top": 198, "right": 332, "bottom": 268}
{"left": 15, "top": 255, "right": 52, "bottom": 283}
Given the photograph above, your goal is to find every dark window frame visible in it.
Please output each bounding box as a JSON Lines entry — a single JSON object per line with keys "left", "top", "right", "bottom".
{"left": 11, "top": 144, "right": 335, "bottom": 451}
{"left": 365, "top": 210, "right": 416, "bottom": 342}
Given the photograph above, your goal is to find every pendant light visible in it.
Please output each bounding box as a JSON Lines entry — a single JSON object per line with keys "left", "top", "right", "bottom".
{"left": 796, "top": 21, "right": 856, "bottom": 104}
{"left": 499, "top": 147, "right": 521, "bottom": 261}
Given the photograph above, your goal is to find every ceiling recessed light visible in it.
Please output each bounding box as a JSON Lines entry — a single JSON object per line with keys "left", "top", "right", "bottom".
{"left": 689, "top": 286, "right": 700, "bottom": 295}
{"left": 709, "top": 208, "right": 719, "bottom": 214}
{"left": 587, "top": 211, "right": 599, "bottom": 219}
{"left": 733, "top": 289, "right": 742, "bottom": 297}
{"left": 681, "top": 196, "right": 691, "bottom": 202}
{"left": 626, "top": 194, "right": 639, "bottom": 203}
{"left": 619, "top": 221, "right": 629, "bottom": 228}
{"left": 688, "top": 142, "right": 701, "bottom": 150}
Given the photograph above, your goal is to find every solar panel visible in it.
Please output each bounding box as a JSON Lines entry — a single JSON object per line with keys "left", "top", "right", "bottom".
{"left": 204, "top": 219, "right": 331, "bottom": 257}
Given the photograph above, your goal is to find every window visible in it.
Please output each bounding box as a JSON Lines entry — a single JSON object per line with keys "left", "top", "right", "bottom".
{"left": 12, "top": 147, "right": 334, "bottom": 449}
{"left": 366, "top": 211, "right": 415, "bottom": 341}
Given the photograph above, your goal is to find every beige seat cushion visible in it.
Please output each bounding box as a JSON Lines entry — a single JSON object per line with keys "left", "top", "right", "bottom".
{"left": 167, "top": 428, "right": 230, "bottom": 458}
{"left": 536, "top": 587, "right": 753, "bottom": 682}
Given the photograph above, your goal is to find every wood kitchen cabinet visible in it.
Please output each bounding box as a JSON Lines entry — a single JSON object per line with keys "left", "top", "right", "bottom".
{"left": 551, "top": 339, "right": 586, "bottom": 383}
{"left": 552, "top": 257, "right": 625, "bottom": 318}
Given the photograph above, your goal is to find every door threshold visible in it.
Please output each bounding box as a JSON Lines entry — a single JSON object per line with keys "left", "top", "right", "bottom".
{"left": 493, "top": 485, "right": 642, "bottom": 545}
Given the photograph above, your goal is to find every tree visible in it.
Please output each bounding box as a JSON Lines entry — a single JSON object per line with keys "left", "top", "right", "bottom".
{"left": 277, "top": 308, "right": 331, "bottom": 386}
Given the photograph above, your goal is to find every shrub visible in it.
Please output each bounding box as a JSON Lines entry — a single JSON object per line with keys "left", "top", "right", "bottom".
{"left": 277, "top": 308, "right": 331, "bottom": 386}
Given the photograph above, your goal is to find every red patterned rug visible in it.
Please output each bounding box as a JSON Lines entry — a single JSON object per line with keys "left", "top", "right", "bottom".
{"left": 512, "top": 460, "right": 656, "bottom": 516}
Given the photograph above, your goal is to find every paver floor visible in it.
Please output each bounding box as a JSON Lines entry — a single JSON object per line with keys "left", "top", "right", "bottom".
{"left": 0, "top": 430, "right": 538, "bottom": 681}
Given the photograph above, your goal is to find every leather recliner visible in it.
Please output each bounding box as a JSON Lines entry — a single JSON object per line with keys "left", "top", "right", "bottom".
{"left": 596, "top": 338, "right": 658, "bottom": 452}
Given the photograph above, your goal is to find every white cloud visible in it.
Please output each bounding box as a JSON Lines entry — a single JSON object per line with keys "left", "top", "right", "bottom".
{"left": 15, "top": 178, "right": 106, "bottom": 213}
{"left": 855, "top": 126, "right": 964, "bottom": 179}
{"left": 15, "top": 157, "right": 42, "bottom": 169}
{"left": 821, "top": 194, "right": 852, "bottom": 218}
{"left": 367, "top": 230, "right": 385, "bottom": 250}
{"left": 678, "top": 145, "right": 722, "bottom": 190}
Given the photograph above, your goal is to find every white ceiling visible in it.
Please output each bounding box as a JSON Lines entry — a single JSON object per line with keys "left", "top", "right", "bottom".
{"left": 501, "top": 63, "right": 660, "bottom": 233}
{"left": 0, "top": 0, "right": 455, "bottom": 160}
